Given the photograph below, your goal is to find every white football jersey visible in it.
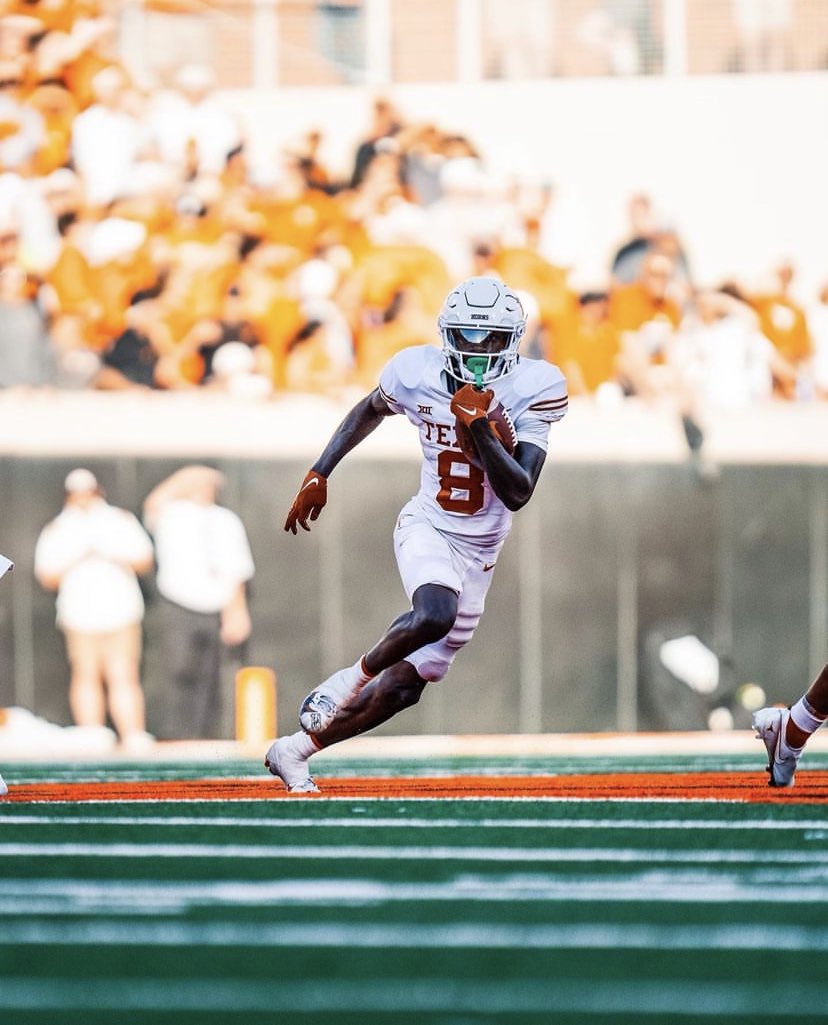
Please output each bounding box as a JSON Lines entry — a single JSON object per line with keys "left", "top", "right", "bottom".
{"left": 378, "top": 345, "right": 567, "bottom": 545}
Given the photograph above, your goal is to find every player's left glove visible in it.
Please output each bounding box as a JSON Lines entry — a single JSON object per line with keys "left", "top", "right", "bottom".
{"left": 450, "top": 383, "right": 495, "bottom": 428}
{"left": 284, "top": 470, "right": 328, "bottom": 534}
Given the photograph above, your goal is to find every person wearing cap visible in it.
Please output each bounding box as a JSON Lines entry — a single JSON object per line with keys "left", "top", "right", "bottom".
{"left": 142, "top": 466, "right": 254, "bottom": 739}
{"left": 34, "top": 469, "right": 155, "bottom": 751}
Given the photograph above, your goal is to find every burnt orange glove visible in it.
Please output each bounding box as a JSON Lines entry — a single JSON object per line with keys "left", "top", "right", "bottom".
{"left": 450, "top": 383, "right": 494, "bottom": 428}
{"left": 284, "top": 470, "right": 328, "bottom": 534}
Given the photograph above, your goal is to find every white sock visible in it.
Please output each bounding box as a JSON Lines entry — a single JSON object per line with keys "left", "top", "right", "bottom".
{"left": 324, "top": 656, "right": 375, "bottom": 704}
{"left": 286, "top": 730, "right": 319, "bottom": 759}
{"left": 789, "top": 696, "right": 827, "bottom": 740}
{"left": 355, "top": 655, "right": 375, "bottom": 684}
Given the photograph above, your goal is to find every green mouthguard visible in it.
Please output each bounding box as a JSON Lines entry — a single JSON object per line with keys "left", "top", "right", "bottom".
{"left": 465, "top": 357, "right": 487, "bottom": 389}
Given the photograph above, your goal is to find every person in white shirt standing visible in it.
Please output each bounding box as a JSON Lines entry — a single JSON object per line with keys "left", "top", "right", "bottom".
{"left": 143, "top": 466, "right": 255, "bottom": 739}
{"left": 34, "top": 469, "right": 155, "bottom": 750}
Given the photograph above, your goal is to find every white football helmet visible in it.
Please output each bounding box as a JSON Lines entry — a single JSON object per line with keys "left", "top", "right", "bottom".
{"left": 438, "top": 276, "right": 526, "bottom": 386}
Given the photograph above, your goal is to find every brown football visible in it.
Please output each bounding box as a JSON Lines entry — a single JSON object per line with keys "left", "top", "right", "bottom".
{"left": 454, "top": 402, "right": 517, "bottom": 470}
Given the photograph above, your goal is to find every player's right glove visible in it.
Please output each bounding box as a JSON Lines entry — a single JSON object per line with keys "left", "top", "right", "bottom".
{"left": 284, "top": 470, "right": 328, "bottom": 534}
{"left": 450, "top": 383, "right": 495, "bottom": 428}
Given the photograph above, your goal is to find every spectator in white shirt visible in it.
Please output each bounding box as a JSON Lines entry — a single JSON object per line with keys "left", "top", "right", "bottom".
{"left": 34, "top": 468, "right": 155, "bottom": 750}
{"left": 147, "top": 64, "right": 242, "bottom": 179}
{"left": 671, "top": 288, "right": 795, "bottom": 410}
{"left": 143, "top": 465, "right": 254, "bottom": 738}
{"left": 70, "top": 66, "right": 148, "bottom": 208}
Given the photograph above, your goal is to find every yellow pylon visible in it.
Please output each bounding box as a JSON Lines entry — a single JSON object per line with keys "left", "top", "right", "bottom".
{"left": 235, "top": 666, "right": 277, "bottom": 748}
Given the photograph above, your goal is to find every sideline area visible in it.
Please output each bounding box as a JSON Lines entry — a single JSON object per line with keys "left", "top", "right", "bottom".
{"left": 2, "top": 727, "right": 828, "bottom": 764}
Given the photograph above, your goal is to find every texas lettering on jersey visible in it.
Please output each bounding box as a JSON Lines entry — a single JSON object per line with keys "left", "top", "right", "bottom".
{"left": 378, "top": 345, "right": 567, "bottom": 546}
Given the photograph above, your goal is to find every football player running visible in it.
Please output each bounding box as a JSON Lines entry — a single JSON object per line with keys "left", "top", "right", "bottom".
{"left": 266, "top": 276, "right": 568, "bottom": 792}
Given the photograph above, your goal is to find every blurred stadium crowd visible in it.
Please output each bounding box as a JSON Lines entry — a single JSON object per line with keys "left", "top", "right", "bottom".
{"left": 1, "top": 0, "right": 827, "bottom": 420}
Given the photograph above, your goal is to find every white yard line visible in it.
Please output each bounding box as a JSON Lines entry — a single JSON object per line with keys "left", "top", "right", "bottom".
{"left": 1, "top": 813, "right": 827, "bottom": 831}
{"left": 1, "top": 919, "right": 827, "bottom": 951}
{"left": 0, "top": 872, "right": 826, "bottom": 912}
{"left": 0, "top": 841, "right": 822, "bottom": 864}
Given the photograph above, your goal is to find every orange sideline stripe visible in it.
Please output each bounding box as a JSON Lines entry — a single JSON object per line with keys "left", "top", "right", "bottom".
{"left": 3, "top": 772, "right": 828, "bottom": 802}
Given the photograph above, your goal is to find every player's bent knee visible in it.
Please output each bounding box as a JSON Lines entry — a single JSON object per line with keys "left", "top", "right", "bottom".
{"left": 410, "top": 599, "right": 457, "bottom": 644}
{"left": 410, "top": 585, "right": 458, "bottom": 643}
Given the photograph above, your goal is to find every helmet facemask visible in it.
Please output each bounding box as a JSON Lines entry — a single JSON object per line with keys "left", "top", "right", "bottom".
{"left": 438, "top": 277, "right": 526, "bottom": 386}
{"left": 442, "top": 326, "right": 519, "bottom": 386}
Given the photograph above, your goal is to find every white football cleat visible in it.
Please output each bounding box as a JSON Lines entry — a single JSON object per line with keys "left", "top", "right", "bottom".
{"left": 752, "top": 706, "right": 800, "bottom": 788}
{"left": 264, "top": 737, "right": 319, "bottom": 794}
{"left": 0, "top": 772, "right": 7, "bottom": 796}
{"left": 299, "top": 690, "right": 339, "bottom": 735}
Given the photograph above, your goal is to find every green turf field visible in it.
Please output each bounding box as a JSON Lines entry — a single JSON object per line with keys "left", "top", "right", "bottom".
{"left": 1, "top": 753, "right": 827, "bottom": 1024}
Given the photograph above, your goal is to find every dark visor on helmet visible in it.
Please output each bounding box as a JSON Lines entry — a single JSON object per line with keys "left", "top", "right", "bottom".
{"left": 447, "top": 326, "right": 512, "bottom": 353}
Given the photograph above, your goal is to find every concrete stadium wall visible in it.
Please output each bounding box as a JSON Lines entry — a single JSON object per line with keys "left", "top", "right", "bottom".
{"left": 1, "top": 452, "right": 825, "bottom": 740}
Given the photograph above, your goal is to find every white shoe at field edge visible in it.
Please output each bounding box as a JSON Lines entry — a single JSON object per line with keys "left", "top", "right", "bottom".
{"left": 752, "top": 706, "right": 800, "bottom": 788}
{"left": 264, "top": 737, "right": 319, "bottom": 794}
{"left": 0, "top": 772, "right": 7, "bottom": 796}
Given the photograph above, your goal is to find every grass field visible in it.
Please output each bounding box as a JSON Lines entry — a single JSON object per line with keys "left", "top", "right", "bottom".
{"left": 1, "top": 748, "right": 827, "bottom": 1024}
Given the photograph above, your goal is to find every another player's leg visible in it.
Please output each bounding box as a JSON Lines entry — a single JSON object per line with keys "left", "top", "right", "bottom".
{"left": 753, "top": 663, "right": 828, "bottom": 787}
{"left": 298, "top": 583, "right": 457, "bottom": 734}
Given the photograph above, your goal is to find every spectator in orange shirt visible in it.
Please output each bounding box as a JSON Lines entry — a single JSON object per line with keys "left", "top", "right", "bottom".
{"left": 45, "top": 208, "right": 107, "bottom": 380}
{"left": 610, "top": 251, "right": 682, "bottom": 398}
{"left": 26, "top": 82, "right": 77, "bottom": 174}
{"left": 748, "top": 261, "right": 812, "bottom": 396}
{"left": 554, "top": 291, "right": 623, "bottom": 398}
{"left": 354, "top": 286, "right": 437, "bottom": 391}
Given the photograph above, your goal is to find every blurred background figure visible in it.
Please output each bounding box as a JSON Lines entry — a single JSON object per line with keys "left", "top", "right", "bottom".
{"left": 808, "top": 280, "right": 828, "bottom": 400}
{"left": 672, "top": 287, "right": 796, "bottom": 411}
{"left": 33, "top": 468, "right": 155, "bottom": 751}
{"left": 143, "top": 466, "right": 255, "bottom": 739}
{"left": 746, "top": 261, "right": 812, "bottom": 398}
{"left": 148, "top": 63, "right": 242, "bottom": 180}
{"left": 0, "top": 216, "right": 58, "bottom": 388}
{"left": 732, "top": 0, "right": 793, "bottom": 71}
{"left": 553, "top": 290, "right": 623, "bottom": 400}
{"left": 610, "top": 250, "right": 683, "bottom": 400}
{"left": 69, "top": 65, "right": 145, "bottom": 210}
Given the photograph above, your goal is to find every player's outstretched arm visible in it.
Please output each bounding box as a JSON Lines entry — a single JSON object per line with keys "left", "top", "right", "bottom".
{"left": 284, "top": 389, "right": 394, "bottom": 533}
